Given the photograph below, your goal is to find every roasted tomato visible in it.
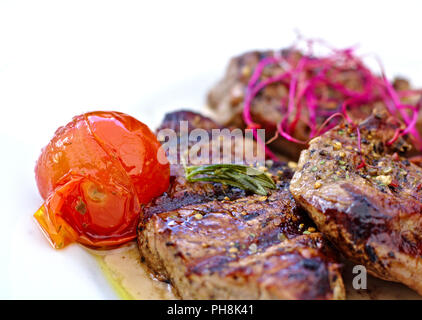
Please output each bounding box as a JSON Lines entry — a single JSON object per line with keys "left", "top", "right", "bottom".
{"left": 34, "top": 111, "right": 170, "bottom": 248}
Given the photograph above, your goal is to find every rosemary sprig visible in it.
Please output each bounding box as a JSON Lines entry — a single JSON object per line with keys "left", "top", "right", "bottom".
{"left": 184, "top": 164, "right": 276, "bottom": 196}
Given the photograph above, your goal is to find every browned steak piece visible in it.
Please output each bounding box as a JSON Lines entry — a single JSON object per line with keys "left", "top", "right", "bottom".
{"left": 207, "top": 50, "right": 422, "bottom": 160}
{"left": 157, "top": 109, "right": 223, "bottom": 133}
{"left": 290, "top": 107, "right": 422, "bottom": 295}
{"left": 137, "top": 110, "right": 345, "bottom": 300}
{"left": 208, "top": 50, "right": 288, "bottom": 129}
{"left": 207, "top": 50, "right": 369, "bottom": 160}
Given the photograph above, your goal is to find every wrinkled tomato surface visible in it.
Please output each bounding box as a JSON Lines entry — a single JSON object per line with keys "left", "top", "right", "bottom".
{"left": 34, "top": 111, "right": 170, "bottom": 248}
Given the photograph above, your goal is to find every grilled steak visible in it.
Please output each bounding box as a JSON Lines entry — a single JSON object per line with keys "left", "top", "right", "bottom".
{"left": 290, "top": 107, "right": 422, "bottom": 294}
{"left": 207, "top": 49, "right": 422, "bottom": 160}
{"left": 137, "top": 110, "right": 345, "bottom": 300}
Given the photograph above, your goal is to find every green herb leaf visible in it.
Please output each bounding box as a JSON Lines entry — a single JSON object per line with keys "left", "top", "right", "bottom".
{"left": 184, "top": 164, "right": 277, "bottom": 196}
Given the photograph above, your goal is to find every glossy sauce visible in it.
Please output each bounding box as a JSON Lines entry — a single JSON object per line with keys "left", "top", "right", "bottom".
{"left": 88, "top": 242, "right": 175, "bottom": 300}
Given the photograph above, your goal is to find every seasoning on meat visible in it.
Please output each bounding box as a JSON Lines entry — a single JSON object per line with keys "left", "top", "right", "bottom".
{"left": 290, "top": 107, "right": 422, "bottom": 295}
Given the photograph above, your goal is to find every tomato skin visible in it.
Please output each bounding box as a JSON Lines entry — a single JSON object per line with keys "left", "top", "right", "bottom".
{"left": 34, "top": 111, "right": 169, "bottom": 248}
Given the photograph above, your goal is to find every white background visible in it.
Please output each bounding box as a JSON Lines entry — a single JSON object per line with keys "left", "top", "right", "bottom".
{"left": 0, "top": 0, "right": 421, "bottom": 299}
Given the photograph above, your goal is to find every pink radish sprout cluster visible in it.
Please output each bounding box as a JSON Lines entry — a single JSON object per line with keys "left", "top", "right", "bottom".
{"left": 243, "top": 41, "right": 422, "bottom": 167}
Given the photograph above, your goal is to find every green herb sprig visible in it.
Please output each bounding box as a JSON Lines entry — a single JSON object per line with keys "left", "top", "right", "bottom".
{"left": 184, "top": 164, "right": 276, "bottom": 196}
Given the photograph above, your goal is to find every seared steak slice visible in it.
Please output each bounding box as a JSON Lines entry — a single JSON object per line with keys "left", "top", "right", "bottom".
{"left": 290, "top": 108, "right": 422, "bottom": 294}
{"left": 137, "top": 110, "right": 345, "bottom": 300}
{"left": 207, "top": 50, "right": 422, "bottom": 160}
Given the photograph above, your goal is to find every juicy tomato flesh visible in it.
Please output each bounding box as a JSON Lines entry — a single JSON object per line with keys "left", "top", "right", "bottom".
{"left": 34, "top": 111, "right": 170, "bottom": 248}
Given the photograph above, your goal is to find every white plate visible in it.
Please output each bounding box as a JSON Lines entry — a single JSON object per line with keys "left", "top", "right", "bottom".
{"left": 1, "top": 0, "right": 422, "bottom": 299}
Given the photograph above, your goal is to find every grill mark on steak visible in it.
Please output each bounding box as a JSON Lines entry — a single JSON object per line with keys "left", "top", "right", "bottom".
{"left": 137, "top": 110, "right": 345, "bottom": 300}
{"left": 143, "top": 172, "right": 247, "bottom": 217}
{"left": 290, "top": 107, "right": 422, "bottom": 295}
